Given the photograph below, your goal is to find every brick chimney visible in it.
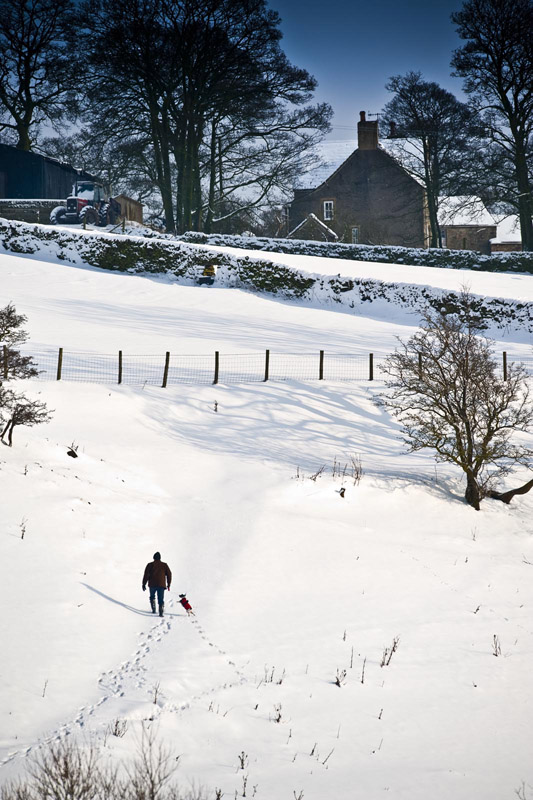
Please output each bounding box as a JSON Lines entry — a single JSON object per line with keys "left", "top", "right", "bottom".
{"left": 357, "top": 110, "right": 378, "bottom": 150}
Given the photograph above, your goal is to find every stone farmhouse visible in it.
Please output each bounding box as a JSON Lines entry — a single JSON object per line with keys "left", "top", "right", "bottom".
{"left": 286, "top": 112, "right": 429, "bottom": 248}
{"left": 285, "top": 114, "right": 523, "bottom": 253}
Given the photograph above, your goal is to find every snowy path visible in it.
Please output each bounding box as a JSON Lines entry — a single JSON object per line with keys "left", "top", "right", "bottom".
{"left": 1, "top": 601, "right": 247, "bottom": 767}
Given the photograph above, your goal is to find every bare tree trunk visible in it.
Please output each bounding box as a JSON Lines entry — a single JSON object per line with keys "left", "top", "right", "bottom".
{"left": 174, "top": 123, "right": 187, "bottom": 234}
{"left": 0, "top": 418, "right": 9, "bottom": 443}
{"left": 149, "top": 100, "right": 175, "bottom": 233}
{"left": 489, "top": 478, "right": 533, "bottom": 504}
{"left": 204, "top": 121, "right": 217, "bottom": 234}
{"left": 191, "top": 121, "right": 203, "bottom": 231}
{"left": 422, "top": 140, "right": 439, "bottom": 249}
{"left": 16, "top": 125, "right": 32, "bottom": 151}
{"left": 515, "top": 153, "right": 533, "bottom": 251}
{"left": 1, "top": 418, "right": 14, "bottom": 446}
{"left": 427, "top": 191, "right": 439, "bottom": 249}
{"left": 182, "top": 118, "right": 194, "bottom": 232}
{"left": 465, "top": 473, "right": 481, "bottom": 510}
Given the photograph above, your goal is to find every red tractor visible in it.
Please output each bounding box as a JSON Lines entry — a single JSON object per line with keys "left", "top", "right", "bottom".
{"left": 50, "top": 181, "right": 119, "bottom": 226}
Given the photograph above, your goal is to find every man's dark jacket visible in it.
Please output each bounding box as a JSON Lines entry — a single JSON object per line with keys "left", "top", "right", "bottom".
{"left": 143, "top": 560, "right": 172, "bottom": 589}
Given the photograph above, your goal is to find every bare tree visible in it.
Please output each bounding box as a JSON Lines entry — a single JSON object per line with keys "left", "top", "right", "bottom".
{"left": 381, "top": 71, "right": 482, "bottom": 248}
{"left": 0, "top": 303, "right": 51, "bottom": 445}
{"left": 0, "top": 734, "right": 207, "bottom": 800}
{"left": 377, "top": 298, "right": 533, "bottom": 510}
{"left": 0, "top": 302, "right": 29, "bottom": 345}
{"left": 1, "top": 395, "right": 51, "bottom": 446}
{"left": 0, "top": 303, "right": 39, "bottom": 381}
{"left": 451, "top": 0, "right": 533, "bottom": 250}
{"left": 68, "top": 0, "right": 330, "bottom": 233}
{"left": 0, "top": 0, "right": 77, "bottom": 150}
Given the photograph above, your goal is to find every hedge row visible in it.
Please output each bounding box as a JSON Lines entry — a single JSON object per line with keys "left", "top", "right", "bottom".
{"left": 178, "top": 231, "right": 533, "bottom": 274}
{"left": 1, "top": 218, "right": 531, "bottom": 333}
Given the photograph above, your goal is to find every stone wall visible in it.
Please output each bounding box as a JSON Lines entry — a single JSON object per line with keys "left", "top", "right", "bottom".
{"left": 443, "top": 225, "right": 497, "bottom": 255}
{"left": 0, "top": 200, "right": 63, "bottom": 225}
{"left": 490, "top": 241, "right": 522, "bottom": 253}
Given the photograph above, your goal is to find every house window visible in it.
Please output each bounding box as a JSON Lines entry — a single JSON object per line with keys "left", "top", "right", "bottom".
{"left": 351, "top": 226, "right": 360, "bottom": 244}
{"left": 323, "top": 200, "right": 334, "bottom": 221}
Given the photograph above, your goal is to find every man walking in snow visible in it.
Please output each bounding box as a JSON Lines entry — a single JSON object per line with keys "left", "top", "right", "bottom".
{"left": 142, "top": 552, "right": 172, "bottom": 617}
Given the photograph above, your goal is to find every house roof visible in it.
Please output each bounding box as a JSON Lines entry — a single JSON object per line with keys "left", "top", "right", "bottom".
{"left": 287, "top": 212, "right": 339, "bottom": 240}
{"left": 113, "top": 193, "right": 143, "bottom": 206}
{"left": 437, "top": 196, "right": 496, "bottom": 227}
{"left": 294, "top": 141, "right": 356, "bottom": 190}
{"left": 490, "top": 215, "right": 522, "bottom": 243}
{"left": 293, "top": 137, "right": 426, "bottom": 191}
{"left": 379, "top": 139, "right": 427, "bottom": 186}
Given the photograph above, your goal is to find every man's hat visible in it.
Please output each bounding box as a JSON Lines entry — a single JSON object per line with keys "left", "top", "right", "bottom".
{"left": 153, "top": 552, "right": 161, "bottom": 560}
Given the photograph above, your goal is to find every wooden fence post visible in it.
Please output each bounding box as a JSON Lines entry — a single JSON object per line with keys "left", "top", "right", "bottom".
{"left": 162, "top": 351, "right": 170, "bottom": 388}
{"left": 214, "top": 351, "right": 219, "bottom": 384}
{"left": 2, "top": 345, "right": 7, "bottom": 380}
{"left": 118, "top": 350, "right": 123, "bottom": 385}
{"left": 503, "top": 351, "right": 507, "bottom": 381}
{"left": 264, "top": 349, "right": 270, "bottom": 382}
{"left": 56, "top": 347, "right": 63, "bottom": 381}
{"left": 369, "top": 352, "right": 374, "bottom": 381}
{"left": 319, "top": 350, "right": 324, "bottom": 380}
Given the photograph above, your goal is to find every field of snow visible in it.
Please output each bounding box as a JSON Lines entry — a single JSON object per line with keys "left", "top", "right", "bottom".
{"left": 1, "top": 241, "right": 533, "bottom": 800}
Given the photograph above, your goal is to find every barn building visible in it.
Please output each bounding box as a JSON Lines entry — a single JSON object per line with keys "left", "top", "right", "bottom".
{"left": 0, "top": 143, "right": 142, "bottom": 225}
{"left": 0, "top": 143, "right": 98, "bottom": 201}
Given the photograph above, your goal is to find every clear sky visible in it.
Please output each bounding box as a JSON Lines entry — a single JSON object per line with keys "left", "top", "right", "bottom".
{"left": 268, "top": 0, "right": 467, "bottom": 141}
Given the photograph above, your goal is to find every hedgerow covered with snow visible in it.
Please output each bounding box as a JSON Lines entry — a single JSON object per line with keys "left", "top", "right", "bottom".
{"left": 177, "top": 231, "right": 533, "bottom": 274}
{"left": 1, "top": 218, "right": 532, "bottom": 333}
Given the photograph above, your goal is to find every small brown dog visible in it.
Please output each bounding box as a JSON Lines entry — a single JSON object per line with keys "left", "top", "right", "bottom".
{"left": 179, "top": 593, "right": 195, "bottom": 616}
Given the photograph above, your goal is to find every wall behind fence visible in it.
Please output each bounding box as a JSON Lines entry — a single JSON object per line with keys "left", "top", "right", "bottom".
{"left": 7, "top": 347, "right": 533, "bottom": 386}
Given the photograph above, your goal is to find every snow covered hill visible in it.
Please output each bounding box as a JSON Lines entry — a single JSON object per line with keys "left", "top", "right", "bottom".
{"left": 1, "top": 238, "right": 533, "bottom": 800}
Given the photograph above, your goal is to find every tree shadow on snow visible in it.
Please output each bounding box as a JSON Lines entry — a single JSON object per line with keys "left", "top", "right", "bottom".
{"left": 141, "top": 380, "right": 468, "bottom": 507}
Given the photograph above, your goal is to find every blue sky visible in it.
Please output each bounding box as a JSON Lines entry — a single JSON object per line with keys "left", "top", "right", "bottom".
{"left": 269, "top": 0, "right": 466, "bottom": 141}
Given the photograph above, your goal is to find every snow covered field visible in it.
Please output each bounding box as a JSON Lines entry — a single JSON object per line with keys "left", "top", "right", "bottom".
{"left": 1, "top": 239, "right": 533, "bottom": 799}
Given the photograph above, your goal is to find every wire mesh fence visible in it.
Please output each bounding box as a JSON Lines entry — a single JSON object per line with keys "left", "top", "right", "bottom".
{"left": 6, "top": 347, "right": 533, "bottom": 387}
